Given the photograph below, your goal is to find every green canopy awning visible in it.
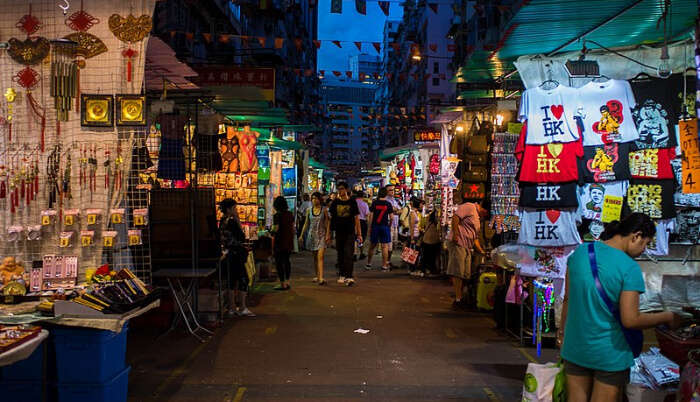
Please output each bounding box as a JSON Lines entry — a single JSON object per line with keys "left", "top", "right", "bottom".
{"left": 308, "top": 158, "right": 331, "bottom": 170}
{"left": 257, "top": 131, "right": 303, "bottom": 150}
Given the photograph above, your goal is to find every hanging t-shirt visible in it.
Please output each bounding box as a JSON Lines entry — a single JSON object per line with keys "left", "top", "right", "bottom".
{"left": 517, "top": 208, "right": 582, "bottom": 247}
{"left": 579, "top": 218, "right": 608, "bottom": 242}
{"left": 580, "top": 143, "right": 632, "bottom": 183}
{"left": 671, "top": 158, "right": 700, "bottom": 207}
{"left": 577, "top": 181, "right": 629, "bottom": 221}
{"left": 515, "top": 129, "right": 583, "bottom": 183}
{"left": 517, "top": 246, "right": 577, "bottom": 279}
{"left": 628, "top": 147, "right": 676, "bottom": 179}
{"left": 519, "top": 182, "right": 578, "bottom": 208}
{"left": 625, "top": 179, "right": 677, "bottom": 219}
{"left": 646, "top": 218, "right": 675, "bottom": 256}
{"left": 630, "top": 73, "right": 692, "bottom": 149}
{"left": 578, "top": 80, "right": 639, "bottom": 146}
{"left": 519, "top": 85, "right": 580, "bottom": 144}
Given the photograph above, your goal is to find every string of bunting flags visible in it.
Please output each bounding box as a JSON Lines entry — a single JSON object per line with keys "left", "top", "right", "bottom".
{"left": 325, "top": 0, "right": 512, "bottom": 16}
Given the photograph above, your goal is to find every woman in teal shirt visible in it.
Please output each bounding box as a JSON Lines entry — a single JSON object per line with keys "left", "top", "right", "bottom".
{"left": 560, "top": 213, "right": 681, "bottom": 401}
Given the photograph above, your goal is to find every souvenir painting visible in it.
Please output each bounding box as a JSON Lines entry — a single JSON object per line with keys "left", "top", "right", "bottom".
{"left": 81, "top": 94, "right": 113, "bottom": 127}
{"left": 116, "top": 94, "right": 146, "bottom": 126}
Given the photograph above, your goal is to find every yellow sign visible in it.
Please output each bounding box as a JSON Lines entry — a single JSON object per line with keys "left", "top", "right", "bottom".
{"left": 103, "top": 237, "right": 114, "bottom": 248}
{"left": 680, "top": 119, "right": 699, "bottom": 157}
{"left": 134, "top": 215, "right": 145, "bottom": 226}
{"left": 111, "top": 213, "right": 123, "bottom": 224}
{"left": 601, "top": 195, "right": 623, "bottom": 223}
{"left": 128, "top": 235, "right": 141, "bottom": 246}
{"left": 59, "top": 237, "right": 70, "bottom": 247}
{"left": 87, "top": 214, "right": 97, "bottom": 225}
{"left": 41, "top": 215, "right": 51, "bottom": 226}
{"left": 64, "top": 215, "right": 74, "bottom": 226}
{"left": 81, "top": 236, "right": 93, "bottom": 247}
{"left": 682, "top": 154, "right": 700, "bottom": 194}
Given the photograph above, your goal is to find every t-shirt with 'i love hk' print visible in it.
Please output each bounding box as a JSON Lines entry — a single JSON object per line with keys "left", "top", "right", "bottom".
{"left": 519, "top": 85, "right": 581, "bottom": 144}
{"left": 515, "top": 133, "right": 584, "bottom": 183}
{"left": 517, "top": 208, "right": 582, "bottom": 247}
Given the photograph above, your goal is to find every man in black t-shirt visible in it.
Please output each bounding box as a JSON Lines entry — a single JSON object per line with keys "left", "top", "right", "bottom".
{"left": 329, "top": 182, "right": 362, "bottom": 286}
{"left": 365, "top": 187, "right": 394, "bottom": 271}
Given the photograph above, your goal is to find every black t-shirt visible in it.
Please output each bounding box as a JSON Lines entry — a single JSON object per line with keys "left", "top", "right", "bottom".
{"left": 624, "top": 178, "right": 676, "bottom": 219}
{"left": 330, "top": 198, "right": 359, "bottom": 233}
{"left": 630, "top": 73, "right": 692, "bottom": 149}
{"left": 519, "top": 182, "right": 578, "bottom": 208}
{"left": 369, "top": 199, "right": 393, "bottom": 226}
{"left": 580, "top": 142, "right": 631, "bottom": 183}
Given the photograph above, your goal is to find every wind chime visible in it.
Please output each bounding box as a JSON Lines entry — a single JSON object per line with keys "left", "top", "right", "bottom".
{"left": 64, "top": 0, "right": 105, "bottom": 111}
{"left": 532, "top": 278, "right": 555, "bottom": 357}
{"left": 50, "top": 40, "right": 78, "bottom": 122}
{"left": 8, "top": 4, "right": 48, "bottom": 151}
{"left": 108, "top": 13, "right": 152, "bottom": 83}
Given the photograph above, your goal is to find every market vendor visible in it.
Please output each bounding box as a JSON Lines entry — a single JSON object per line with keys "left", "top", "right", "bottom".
{"left": 559, "top": 213, "right": 683, "bottom": 401}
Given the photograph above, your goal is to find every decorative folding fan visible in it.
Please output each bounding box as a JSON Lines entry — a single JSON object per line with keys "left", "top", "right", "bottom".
{"left": 108, "top": 14, "right": 152, "bottom": 82}
{"left": 63, "top": 32, "right": 107, "bottom": 60}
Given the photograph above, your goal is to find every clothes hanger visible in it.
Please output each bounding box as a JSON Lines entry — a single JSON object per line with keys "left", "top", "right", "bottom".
{"left": 539, "top": 62, "right": 559, "bottom": 90}
{"left": 592, "top": 74, "right": 610, "bottom": 83}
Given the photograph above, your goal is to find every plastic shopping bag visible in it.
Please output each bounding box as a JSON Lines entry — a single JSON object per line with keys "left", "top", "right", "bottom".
{"left": 522, "top": 361, "right": 566, "bottom": 402}
{"left": 245, "top": 252, "right": 256, "bottom": 283}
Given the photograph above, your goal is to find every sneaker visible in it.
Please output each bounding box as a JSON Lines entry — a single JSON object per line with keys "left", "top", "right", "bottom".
{"left": 381, "top": 266, "right": 390, "bottom": 272}
{"left": 312, "top": 277, "right": 319, "bottom": 283}
{"left": 416, "top": 271, "right": 425, "bottom": 278}
{"left": 409, "top": 271, "right": 419, "bottom": 277}
{"left": 337, "top": 276, "right": 346, "bottom": 284}
{"left": 364, "top": 264, "right": 372, "bottom": 271}
{"left": 345, "top": 278, "right": 355, "bottom": 286}
{"left": 237, "top": 308, "right": 256, "bottom": 317}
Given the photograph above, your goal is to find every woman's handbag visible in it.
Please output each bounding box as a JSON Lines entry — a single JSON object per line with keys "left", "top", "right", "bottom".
{"left": 401, "top": 246, "right": 420, "bottom": 265}
{"left": 588, "top": 243, "right": 643, "bottom": 357}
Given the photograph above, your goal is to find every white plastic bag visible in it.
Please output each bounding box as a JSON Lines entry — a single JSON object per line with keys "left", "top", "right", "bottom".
{"left": 522, "top": 362, "right": 562, "bottom": 402}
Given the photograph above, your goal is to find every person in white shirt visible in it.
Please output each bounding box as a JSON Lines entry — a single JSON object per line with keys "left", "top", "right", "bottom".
{"left": 385, "top": 184, "right": 402, "bottom": 268}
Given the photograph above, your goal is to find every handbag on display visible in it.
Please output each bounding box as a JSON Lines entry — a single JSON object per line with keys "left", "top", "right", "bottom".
{"left": 462, "top": 153, "right": 489, "bottom": 166}
{"left": 467, "top": 135, "right": 490, "bottom": 154}
{"left": 401, "top": 246, "right": 419, "bottom": 265}
{"left": 462, "top": 165, "right": 488, "bottom": 182}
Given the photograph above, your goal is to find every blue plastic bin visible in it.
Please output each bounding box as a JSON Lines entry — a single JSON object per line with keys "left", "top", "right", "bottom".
{"left": 0, "top": 341, "right": 44, "bottom": 381}
{"left": 51, "top": 324, "right": 127, "bottom": 383}
{"left": 56, "top": 366, "right": 130, "bottom": 402}
{"left": 0, "top": 379, "right": 43, "bottom": 402}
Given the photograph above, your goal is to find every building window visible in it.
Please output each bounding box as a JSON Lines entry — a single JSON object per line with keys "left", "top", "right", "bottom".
{"left": 432, "top": 77, "right": 440, "bottom": 86}
{"left": 433, "top": 62, "right": 439, "bottom": 74}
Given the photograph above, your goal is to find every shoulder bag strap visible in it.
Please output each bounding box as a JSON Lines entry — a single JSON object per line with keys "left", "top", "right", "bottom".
{"left": 587, "top": 242, "right": 617, "bottom": 313}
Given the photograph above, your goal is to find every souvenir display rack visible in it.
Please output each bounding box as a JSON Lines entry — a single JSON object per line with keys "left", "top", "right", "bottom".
{"left": 490, "top": 132, "right": 520, "bottom": 234}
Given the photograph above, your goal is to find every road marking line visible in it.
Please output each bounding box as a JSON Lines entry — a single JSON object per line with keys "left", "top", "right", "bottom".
{"left": 445, "top": 328, "right": 457, "bottom": 338}
{"left": 483, "top": 387, "right": 500, "bottom": 401}
{"left": 264, "top": 326, "right": 277, "bottom": 335}
{"left": 154, "top": 341, "right": 208, "bottom": 396}
{"left": 233, "top": 386, "right": 246, "bottom": 402}
{"left": 517, "top": 347, "right": 538, "bottom": 363}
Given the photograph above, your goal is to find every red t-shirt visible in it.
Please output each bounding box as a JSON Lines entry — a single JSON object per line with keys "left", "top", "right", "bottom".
{"left": 516, "top": 121, "right": 583, "bottom": 183}
{"left": 628, "top": 147, "right": 676, "bottom": 179}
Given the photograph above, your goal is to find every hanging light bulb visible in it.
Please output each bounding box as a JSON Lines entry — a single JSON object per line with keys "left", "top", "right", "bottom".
{"left": 657, "top": 45, "right": 672, "bottom": 79}
{"left": 496, "top": 114, "right": 505, "bottom": 126}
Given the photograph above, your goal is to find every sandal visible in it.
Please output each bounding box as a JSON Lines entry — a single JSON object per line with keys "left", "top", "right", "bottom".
{"left": 318, "top": 280, "right": 327, "bottom": 286}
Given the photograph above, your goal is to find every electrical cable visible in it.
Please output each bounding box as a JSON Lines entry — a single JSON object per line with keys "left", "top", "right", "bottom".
{"left": 584, "top": 39, "right": 660, "bottom": 70}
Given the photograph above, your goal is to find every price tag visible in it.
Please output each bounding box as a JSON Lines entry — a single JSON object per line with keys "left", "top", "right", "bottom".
{"left": 679, "top": 119, "right": 699, "bottom": 157}
{"left": 601, "top": 195, "right": 623, "bottom": 223}
{"left": 682, "top": 154, "right": 700, "bottom": 194}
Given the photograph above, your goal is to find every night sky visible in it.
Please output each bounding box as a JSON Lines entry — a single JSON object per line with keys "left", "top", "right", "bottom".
{"left": 316, "top": 0, "right": 403, "bottom": 71}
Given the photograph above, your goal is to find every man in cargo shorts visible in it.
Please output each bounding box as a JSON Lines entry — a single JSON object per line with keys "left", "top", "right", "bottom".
{"left": 447, "top": 191, "right": 485, "bottom": 308}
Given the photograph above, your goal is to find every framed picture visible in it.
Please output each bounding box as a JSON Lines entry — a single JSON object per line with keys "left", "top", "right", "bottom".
{"left": 116, "top": 94, "right": 146, "bottom": 126}
{"left": 80, "top": 94, "right": 113, "bottom": 127}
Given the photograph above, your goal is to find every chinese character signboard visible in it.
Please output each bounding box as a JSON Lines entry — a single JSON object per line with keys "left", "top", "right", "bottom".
{"left": 413, "top": 130, "right": 441, "bottom": 144}
{"left": 191, "top": 66, "right": 275, "bottom": 101}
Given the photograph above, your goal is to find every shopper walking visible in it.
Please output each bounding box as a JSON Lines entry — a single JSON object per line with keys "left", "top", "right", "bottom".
{"left": 298, "top": 194, "right": 312, "bottom": 245}
{"left": 271, "top": 196, "right": 295, "bottom": 290}
{"left": 355, "top": 191, "right": 370, "bottom": 260}
{"left": 219, "top": 198, "right": 255, "bottom": 317}
{"left": 420, "top": 210, "right": 441, "bottom": 276}
{"left": 447, "top": 192, "right": 485, "bottom": 308}
{"left": 408, "top": 197, "right": 424, "bottom": 276}
{"left": 329, "top": 182, "right": 362, "bottom": 286}
{"left": 365, "top": 187, "right": 394, "bottom": 271}
{"left": 560, "top": 213, "right": 682, "bottom": 401}
{"left": 299, "top": 192, "right": 331, "bottom": 285}
{"left": 385, "top": 184, "right": 401, "bottom": 268}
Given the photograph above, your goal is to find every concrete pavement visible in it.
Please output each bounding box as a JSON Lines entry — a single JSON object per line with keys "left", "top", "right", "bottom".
{"left": 127, "top": 248, "right": 557, "bottom": 401}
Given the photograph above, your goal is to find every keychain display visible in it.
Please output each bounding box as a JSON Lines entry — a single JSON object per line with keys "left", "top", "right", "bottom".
{"left": 110, "top": 208, "right": 125, "bottom": 224}
{"left": 102, "top": 231, "right": 117, "bottom": 248}
{"left": 59, "top": 231, "right": 73, "bottom": 248}
{"left": 41, "top": 209, "right": 57, "bottom": 225}
{"left": 27, "top": 225, "right": 42, "bottom": 241}
{"left": 532, "top": 278, "right": 555, "bottom": 357}
{"left": 490, "top": 133, "right": 521, "bottom": 233}
{"left": 133, "top": 208, "right": 148, "bottom": 226}
{"left": 80, "top": 230, "right": 94, "bottom": 247}
{"left": 128, "top": 229, "right": 142, "bottom": 246}
{"left": 7, "top": 226, "right": 23, "bottom": 242}
{"left": 63, "top": 208, "right": 79, "bottom": 226}
{"left": 85, "top": 208, "right": 102, "bottom": 225}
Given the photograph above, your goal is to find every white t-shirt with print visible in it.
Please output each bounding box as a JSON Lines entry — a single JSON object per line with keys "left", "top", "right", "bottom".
{"left": 518, "top": 245, "right": 577, "bottom": 280}
{"left": 578, "top": 80, "right": 639, "bottom": 146}
{"left": 646, "top": 218, "right": 675, "bottom": 256}
{"left": 517, "top": 208, "right": 582, "bottom": 247}
{"left": 519, "top": 85, "right": 581, "bottom": 144}
{"left": 577, "top": 180, "right": 629, "bottom": 221}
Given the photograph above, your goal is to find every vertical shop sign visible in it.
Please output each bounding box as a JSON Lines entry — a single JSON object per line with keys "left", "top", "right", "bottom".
{"left": 257, "top": 145, "right": 270, "bottom": 183}
{"left": 680, "top": 119, "right": 700, "bottom": 193}
{"left": 282, "top": 168, "right": 297, "bottom": 196}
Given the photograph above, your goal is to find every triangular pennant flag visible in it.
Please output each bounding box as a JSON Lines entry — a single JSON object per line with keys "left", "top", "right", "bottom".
{"left": 332, "top": 40, "right": 342, "bottom": 48}
{"left": 331, "top": 0, "right": 342, "bottom": 13}
{"left": 219, "top": 34, "right": 231, "bottom": 44}
{"left": 390, "top": 42, "right": 400, "bottom": 51}
{"left": 355, "top": 0, "right": 366, "bottom": 14}
{"left": 354, "top": 42, "right": 362, "bottom": 51}
{"left": 378, "top": 1, "right": 389, "bottom": 16}
{"left": 185, "top": 32, "right": 194, "bottom": 41}
{"left": 294, "top": 69, "right": 301, "bottom": 76}
{"left": 319, "top": 70, "right": 325, "bottom": 76}
{"left": 424, "top": 73, "right": 432, "bottom": 81}
{"left": 313, "top": 40, "right": 321, "bottom": 49}
{"left": 429, "top": 43, "right": 437, "bottom": 52}
{"left": 294, "top": 38, "right": 303, "bottom": 50}
{"left": 346, "top": 71, "right": 352, "bottom": 78}
{"left": 386, "top": 72, "right": 393, "bottom": 79}
{"left": 447, "top": 44, "right": 456, "bottom": 52}
{"left": 202, "top": 33, "right": 212, "bottom": 43}
{"left": 258, "top": 37, "right": 267, "bottom": 47}
{"left": 332, "top": 71, "right": 341, "bottom": 77}
{"left": 373, "top": 73, "right": 380, "bottom": 80}
{"left": 372, "top": 42, "right": 381, "bottom": 53}
{"left": 240, "top": 36, "right": 249, "bottom": 47}
{"left": 359, "top": 73, "right": 366, "bottom": 81}
{"left": 305, "top": 69, "right": 313, "bottom": 77}
{"left": 169, "top": 30, "right": 176, "bottom": 39}
{"left": 274, "top": 38, "right": 284, "bottom": 49}
{"left": 428, "top": 3, "right": 438, "bottom": 13}
{"left": 399, "top": 73, "right": 406, "bottom": 82}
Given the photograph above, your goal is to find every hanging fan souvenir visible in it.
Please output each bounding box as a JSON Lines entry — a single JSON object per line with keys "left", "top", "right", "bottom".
{"left": 9, "top": 5, "right": 47, "bottom": 151}
{"left": 108, "top": 13, "right": 152, "bottom": 82}
{"left": 64, "top": 1, "right": 105, "bottom": 111}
